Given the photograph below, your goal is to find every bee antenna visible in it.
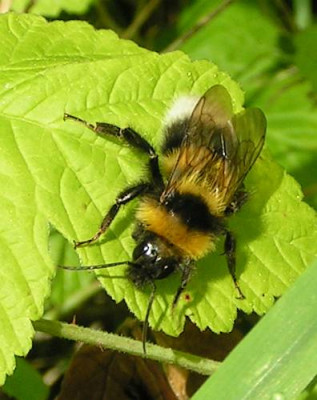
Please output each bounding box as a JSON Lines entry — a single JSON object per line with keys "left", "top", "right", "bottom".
{"left": 142, "top": 281, "right": 156, "bottom": 355}
{"left": 58, "top": 261, "right": 136, "bottom": 271}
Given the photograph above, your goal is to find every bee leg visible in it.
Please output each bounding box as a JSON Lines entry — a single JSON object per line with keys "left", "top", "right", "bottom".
{"left": 224, "top": 231, "right": 245, "bottom": 299}
{"left": 172, "top": 261, "right": 194, "bottom": 309}
{"left": 64, "top": 113, "right": 163, "bottom": 187}
{"left": 225, "top": 189, "right": 248, "bottom": 215}
{"left": 96, "top": 123, "right": 163, "bottom": 186}
{"left": 142, "top": 281, "right": 156, "bottom": 355}
{"left": 74, "top": 182, "right": 150, "bottom": 248}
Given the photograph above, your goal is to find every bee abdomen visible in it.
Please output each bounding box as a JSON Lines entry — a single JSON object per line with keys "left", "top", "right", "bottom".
{"left": 136, "top": 193, "right": 223, "bottom": 259}
{"left": 164, "top": 192, "right": 223, "bottom": 233}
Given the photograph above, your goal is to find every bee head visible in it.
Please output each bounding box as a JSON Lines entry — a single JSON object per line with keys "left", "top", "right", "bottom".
{"left": 127, "top": 232, "right": 178, "bottom": 287}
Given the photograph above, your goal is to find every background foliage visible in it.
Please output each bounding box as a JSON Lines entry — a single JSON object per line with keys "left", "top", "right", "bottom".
{"left": 0, "top": 0, "right": 316, "bottom": 399}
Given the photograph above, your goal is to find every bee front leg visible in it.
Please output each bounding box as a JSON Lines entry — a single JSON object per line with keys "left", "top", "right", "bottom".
{"left": 64, "top": 113, "right": 163, "bottom": 187}
{"left": 74, "top": 182, "right": 150, "bottom": 249}
{"left": 95, "top": 122, "right": 163, "bottom": 185}
{"left": 224, "top": 231, "right": 245, "bottom": 299}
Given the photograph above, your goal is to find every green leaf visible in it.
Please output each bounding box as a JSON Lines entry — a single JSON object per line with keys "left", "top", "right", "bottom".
{"left": 48, "top": 227, "right": 94, "bottom": 311}
{"left": 192, "top": 258, "right": 317, "bottom": 400}
{"left": 3, "top": 357, "right": 48, "bottom": 400}
{"left": 11, "top": 0, "right": 94, "bottom": 17}
{"left": 296, "top": 377, "right": 317, "bottom": 400}
{"left": 0, "top": 12, "right": 316, "bottom": 384}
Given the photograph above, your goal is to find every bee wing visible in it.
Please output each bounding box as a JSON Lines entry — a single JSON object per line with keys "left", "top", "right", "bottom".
{"left": 161, "top": 85, "right": 266, "bottom": 209}
{"left": 182, "top": 85, "right": 235, "bottom": 151}
{"left": 231, "top": 107, "right": 266, "bottom": 188}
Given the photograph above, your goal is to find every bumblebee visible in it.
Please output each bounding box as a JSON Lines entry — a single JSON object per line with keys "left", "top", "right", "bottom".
{"left": 62, "top": 85, "right": 266, "bottom": 352}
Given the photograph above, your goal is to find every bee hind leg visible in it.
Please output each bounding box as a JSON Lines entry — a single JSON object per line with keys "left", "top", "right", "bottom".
{"left": 224, "top": 231, "right": 245, "bottom": 299}
{"left": 225, "top": 190, "right": 248, "bottom": 216}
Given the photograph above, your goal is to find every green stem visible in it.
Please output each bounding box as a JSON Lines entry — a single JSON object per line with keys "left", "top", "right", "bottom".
{"left": 121, "top": 0, "right": 161, "bottom": 39}
{"left": 95, "top": 0, "right": 122, "bottom": 32}
{"left": 33, "top": 319, "right": 220, "bottom": 375}
{"left": 163, "top": 0, "right": 236, "bottom": 52}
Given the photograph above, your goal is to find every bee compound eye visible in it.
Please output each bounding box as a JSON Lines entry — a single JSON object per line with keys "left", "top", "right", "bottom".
{"left": 132, "top": 240, "right": 158, "bottom": 262}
